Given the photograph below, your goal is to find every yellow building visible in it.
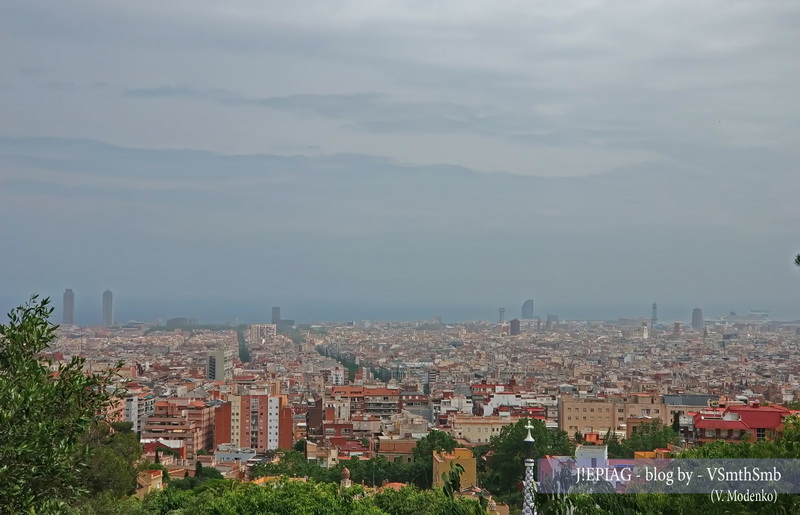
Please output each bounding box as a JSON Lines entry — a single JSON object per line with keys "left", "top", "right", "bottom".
{"left": 432, "top": 447, "right": 477, "bottom": 489}
{"left": 135, "top": 469, "right": 164, "bottom": 500}
{"left": 448, "top": 413, "right": 522, "bottom": 444}
{"left": 559, "top": 395, "right": 668, "bottom": 435}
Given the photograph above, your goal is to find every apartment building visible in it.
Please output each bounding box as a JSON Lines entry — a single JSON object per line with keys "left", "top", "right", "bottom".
{"left": 331, "top": 385, "right": 401, "bottom": 420}
{"left": 142, "top": 398, "right": 215, "bottom": 459}
{"left": 207, "top": 348, "right": 234, "bottom": 381}
{"left": 124, "top": 391, "right": 155, "bottom": 434}
{"left": 448, "top": 413, "right": 522, "bottom": 444}
{"left": 559, "top": 395, "right": 668, "bottom": 435}
{"left": 214, "top": 393, "right": 293, "bottom": 451}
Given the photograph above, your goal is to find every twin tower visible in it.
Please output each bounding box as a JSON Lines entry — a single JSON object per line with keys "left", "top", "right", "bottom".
{"left": 62, "top": 289, "right": 113, "bottom": 327}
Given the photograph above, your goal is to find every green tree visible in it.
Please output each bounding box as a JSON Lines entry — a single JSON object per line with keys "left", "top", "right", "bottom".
{"left": 614, "top": 420, "right": 679, "bottom": 458}
{"left": 0, "top": 296, "right": 121, "bottom": 513}
{"left": 603, "top": 428, "right": 624, "bottom": 459}
{"left": 441, "top": 462, "right": 465, "bottom": 499}
{"left": 411, "top": 430, "right": 458, "bottom": 489}
{"left": 236, "top": 327, "right": 251, "bottom": 363}
{"left": 371, "top": 485, "right": 484, "bottom": 515}
{"left": 111, "top": 421, "right": 134, "bottom": 433}
{"left": 481, "top": 419, "right": 573, "bottom": 506}
{"left": 78, "top": 421, "right": 142, "bottom": 498}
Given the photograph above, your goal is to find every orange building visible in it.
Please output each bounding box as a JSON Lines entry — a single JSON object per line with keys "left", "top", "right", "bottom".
{"left": 142, "top": 398, "right": 215, "bottom": 459}
{"left": 214, "top": 393, "right": 293, "bottom": 451}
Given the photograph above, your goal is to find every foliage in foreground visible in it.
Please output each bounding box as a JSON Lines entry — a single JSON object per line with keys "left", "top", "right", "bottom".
{"left": 0, "top": 296, "right": 123, "bottom": 513}
{"left": 104, "top": 479, "right": 484, "bottom": 515}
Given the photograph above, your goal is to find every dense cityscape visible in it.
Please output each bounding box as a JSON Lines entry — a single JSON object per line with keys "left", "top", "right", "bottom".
{"left": 3, "top": 1, "right": 799, "bottom": 513}
{"left": 15, "top": 287, "right": 797, "bottom": 513}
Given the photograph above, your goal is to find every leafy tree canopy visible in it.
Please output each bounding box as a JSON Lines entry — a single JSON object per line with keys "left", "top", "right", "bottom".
{"left": 0, "top": 296, "right": 122, "bottom": 513}
{"left": 479, "top": 418, "right": 572, "bottom": 505}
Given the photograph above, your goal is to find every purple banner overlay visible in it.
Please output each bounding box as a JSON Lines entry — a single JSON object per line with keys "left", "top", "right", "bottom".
{"left": 537, "top": 458, "right": 800, "bottom": 495}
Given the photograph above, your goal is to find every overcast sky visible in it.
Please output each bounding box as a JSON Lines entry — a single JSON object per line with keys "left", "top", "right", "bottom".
{"left": 1, "top": 1, "right": 799, "bottom": 324}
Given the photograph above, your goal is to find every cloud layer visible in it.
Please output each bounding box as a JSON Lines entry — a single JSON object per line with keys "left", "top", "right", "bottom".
{"left": 1, "top": 1, "right": 798, "bottom": 322}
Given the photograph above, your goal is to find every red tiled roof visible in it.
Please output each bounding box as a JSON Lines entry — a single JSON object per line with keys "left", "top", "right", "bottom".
{"left": 726, "top": 405, "right": 788, "bottom": 429}
{"left": 694, "top": 418, "right": 749, "bottom": 430}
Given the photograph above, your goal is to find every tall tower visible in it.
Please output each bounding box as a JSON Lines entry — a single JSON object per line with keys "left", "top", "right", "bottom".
{"left": 63, "top": 289, "right": 75, "bottom": 326}
{"left": 271, "top": 307, "right": 281, "bottom": 325}
{"left": 102, "top": 290, "right": 113, "bottom": 327}
{"left": 522, "top": 299, "right": 534, "bottom": 319}
{"left": 691, "top": 308, "right": 703, "bottom": 331}
{"left": 498, "top": 308, "right": 505, "bottom": 324}
{"left": 651, "top": 302, "right": 658, "bottom": 329}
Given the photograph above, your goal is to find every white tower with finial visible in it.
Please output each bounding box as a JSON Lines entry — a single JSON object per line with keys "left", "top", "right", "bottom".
{"left": 522, "top": 421, "right": 537, "bottom": 515}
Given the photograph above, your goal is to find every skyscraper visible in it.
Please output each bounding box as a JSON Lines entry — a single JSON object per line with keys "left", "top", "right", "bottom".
{"left": 521, "top": 299, "right": 534, "bottom": 319}
{"left": 510, "top": 319, "right": 521, "bottom": 336}
{"left": 102, "top": 290, "right": 113, "bottom": 327}
{"left": 692, "top": 308, "right": 703, "bottom": 331}
{"left": 63, "top": 289, "right": 74, "bottom": 325}
{"left": 271, "top": 307, "right": 281, "bottom": 325}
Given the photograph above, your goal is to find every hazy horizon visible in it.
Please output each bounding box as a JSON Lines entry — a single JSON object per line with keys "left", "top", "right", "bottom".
{"left": 2, "top": 291, "right": 796, "bottom": 327}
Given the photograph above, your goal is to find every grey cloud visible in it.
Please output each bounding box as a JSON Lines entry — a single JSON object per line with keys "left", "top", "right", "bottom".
{"left": 2, "top": 136, "right": 797, "bottom": 319}
{"left": 2, "top": 1, "right": 799, "bottom": 319}
{"left": 123, "top": 86, "right": 558, "bottom": 141}
{"left": 124, "top": 86, "right": 198, "bottom": 98}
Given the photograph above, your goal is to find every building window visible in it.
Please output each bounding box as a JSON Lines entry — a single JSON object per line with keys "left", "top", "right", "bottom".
{"left": 756, "top": 428, "right": 766, "bottom": 441}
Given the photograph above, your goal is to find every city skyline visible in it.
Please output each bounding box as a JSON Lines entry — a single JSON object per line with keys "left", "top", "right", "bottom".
{"left": 38, "top": 289, "right": 795, "bottom": 327}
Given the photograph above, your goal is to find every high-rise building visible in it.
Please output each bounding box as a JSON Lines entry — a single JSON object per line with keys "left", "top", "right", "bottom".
{"left": 651, "top": 302, "right": 658, "bottom": 329}
{"left": 207, "top": 349, "right": 234, "bottom": 381}
{"left": 102, "top": 290, "right": 113, "bottom": 327}
{"left": 249, "top": 324, "right": 277, "bottom": 344}
{"left": 271, "top": 307, "right": 281, "bottom": 325}
{"left": 214, "top": 392, "right": 293, "bottom": 451}
{"left": 692, "top": 308, "right": 703, "bottom": 331}
{"left": 63, "top": 289, "right": 75, "bottom": 325}
{"left": 510, "top": 319, "right": 521, "bottom": 336}
{"left": 521, "top": 299, "right": 534, "bottom": 319}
